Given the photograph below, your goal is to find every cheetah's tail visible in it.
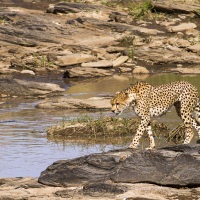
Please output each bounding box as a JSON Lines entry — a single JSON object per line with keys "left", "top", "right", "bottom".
{"left": 194, "top": 102, "right": 200, "bottom": 125}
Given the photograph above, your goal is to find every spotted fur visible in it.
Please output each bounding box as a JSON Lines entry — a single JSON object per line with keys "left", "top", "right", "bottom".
{"left": 110, "top": 81, "right": 200, "bottom": 149}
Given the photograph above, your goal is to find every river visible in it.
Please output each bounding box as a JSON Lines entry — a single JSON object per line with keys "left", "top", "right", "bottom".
{"left": 0, "top": 73, "right": 200, "bottom": 177}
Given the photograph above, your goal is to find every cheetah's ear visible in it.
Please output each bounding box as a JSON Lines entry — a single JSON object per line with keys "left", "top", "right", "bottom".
{"left": 115, "top": 91, "right": 120, "bottom": 95}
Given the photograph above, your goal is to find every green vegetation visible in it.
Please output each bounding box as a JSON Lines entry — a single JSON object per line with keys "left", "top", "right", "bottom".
{"left": 117, "top": 35, "right": 135, "bottom": 47}
{"left": 0, "top": 17, "right": 9, "bottom": 25}
{"left": 31, "top": 54, "right": 54, "bottom": 69}
{"left": 47, "top": 115, "right": 170, "bottom": 146}
{"left": 128, "top": 0, "right": 153, "bottom": 19}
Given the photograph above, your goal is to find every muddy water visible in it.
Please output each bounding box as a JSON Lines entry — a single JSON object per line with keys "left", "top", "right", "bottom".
{"left": 1, "top": 73, "right": 200, "bottom": 177}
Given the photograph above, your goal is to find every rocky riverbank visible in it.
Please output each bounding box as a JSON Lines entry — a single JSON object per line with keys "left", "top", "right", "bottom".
{"left": 1, "top": 0, "right": 200, "bottom": 103}
{"left": 1, "top": 1, "right": 200, "bottom": 199}
{"left": 1, "top": 176, "right": 200, "bottom": 200}
{"left": 1, "top": 177, "right": 200, "bottom": 200}
{"left": 1, "top": 0, "right": 200, "bottom": 80}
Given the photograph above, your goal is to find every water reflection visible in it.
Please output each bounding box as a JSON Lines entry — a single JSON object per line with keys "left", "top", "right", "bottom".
{"left": 65, "top": 73, "right": 200, "bottom": 99}
{"left": 1, "top": 73, "right": 200, "bottom": 177}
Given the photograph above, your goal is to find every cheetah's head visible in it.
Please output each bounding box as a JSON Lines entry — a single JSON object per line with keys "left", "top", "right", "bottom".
{"left": 111, "top": 81, "right": 151, "bottom": 115}
{"left": 110, "top": 91, "right": 135, "bottom": 115}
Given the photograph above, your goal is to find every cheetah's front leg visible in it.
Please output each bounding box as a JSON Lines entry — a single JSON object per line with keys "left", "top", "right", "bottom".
{"left": 146, "top": 124, "right": 155, "bottom": 150}
{"left": 128, "top": 117, "right": 150, "bottom": 149}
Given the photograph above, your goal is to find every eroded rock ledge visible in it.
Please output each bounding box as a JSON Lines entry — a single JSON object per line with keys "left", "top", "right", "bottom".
{"left": 39, "top": 144, "right": 200, "bottom": 188}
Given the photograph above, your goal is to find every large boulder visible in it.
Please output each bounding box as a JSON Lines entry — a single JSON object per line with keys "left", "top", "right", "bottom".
{"left": 0, "top": 78, "right": 65, "bottom": 97}
{"left": 39, "top": 144, "right": 200, "bottom": 187}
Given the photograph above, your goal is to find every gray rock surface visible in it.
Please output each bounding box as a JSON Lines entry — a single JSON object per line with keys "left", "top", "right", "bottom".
{"left": 38, "top": 144, "right": 200, "bottom": 187}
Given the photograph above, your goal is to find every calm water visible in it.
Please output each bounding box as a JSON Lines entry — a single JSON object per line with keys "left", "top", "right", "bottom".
{"left": 1, "top": 73, "right": 200, "bottom": 177}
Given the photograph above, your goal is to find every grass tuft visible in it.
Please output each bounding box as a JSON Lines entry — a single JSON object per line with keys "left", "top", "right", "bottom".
{"left": 47, "top": 115, "right": 170, "bottom": 145}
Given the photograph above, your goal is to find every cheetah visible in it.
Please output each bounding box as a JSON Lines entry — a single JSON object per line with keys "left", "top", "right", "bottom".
{"left": 110, "top": 81, "right": 200, "bottom": 149}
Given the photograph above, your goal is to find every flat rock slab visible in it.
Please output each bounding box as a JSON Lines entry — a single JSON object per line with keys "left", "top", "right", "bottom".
{"left": 171, "top": 67, "right": 200, "bottom": 74}
{"left": 153, "top": 0, "right": 200, "bottom": 14}
{"left": 36, "top": 97, "right": 111, "bottom": 110}
{"left": 38, "top": 144, "right": 200, "bottom": 187}
{"left": 167, "top": 23, "right": 197, "bottom": 32}
{"left": 64, "top": 67, "right": 113, "bottom": 78}
{"left": 81, "top": 60, "right": 113, "bottom": 68}
{"left": 0, "top": 79, "right": 65, "bottom": 97}
{"left": 187, "top": 44, "right": 200, "bottom": 53}
{"left": 113, "top": 56, "right": 129, "bottom": 67}
{"left": 56, "top": 54, "right": 96, "bottom": 67}
{"left": 49, "top": 2, "right": 103, "bottom": 14}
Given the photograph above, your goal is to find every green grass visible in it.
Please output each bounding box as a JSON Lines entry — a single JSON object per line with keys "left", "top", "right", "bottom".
{"left": 29, "top": 54, "right": 54, "bottom": 70}
{"left": 128, "top": 0, "right": 153, "bottom": 20}
{"left": 47, "top": 115, "right": 170, "bottom": 145}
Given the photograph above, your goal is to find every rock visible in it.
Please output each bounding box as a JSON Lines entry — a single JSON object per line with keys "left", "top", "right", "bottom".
{"left": 81, "top": 60, "right": 113, "bottom": 68}
{"left": 119, "top": 66, "right": 132, "bottom": 73}
{"left": 56, "top": 54, "right": 96, "bottom": 67}
{"left": 49, "top": 2, "right": 102, "bottom": 14}
{"left": 1, "top": 177, "right": 200, "bottom": 200}
{"left": 109, "top": 11, "right": 133, "bottom": 24}
{"left": 106, "top": 46, "right": 127, "bottom": 53}
{"left": 166, "top": 45, "right": 182, "bottom": 52}
{"left": 167, "top": 23, "right": 197, "bottom": 32}
{"left": 187, "top": 44, "right": 200, "bottom": 53}
{"left": 135, "top": 26, "right": 164, "bottom": 35}
{"left": 0, "top": 177, "right": 65, "bottom": 200}
{"left": 185, "top": 29, "right": 200, "bottom": 37}
{"left": 153, "top": 0, "right": 200, "bottom": 15}
{"left": 148, "top": 40, "right": 163, "bottom": 48}
{"left": 91, "top": 48, "right": 118, "bottom": 60}
{"left": 159, "top": 21, "right": 176, "bottom": 27}
{"left": 64, "top": 67, "right": 112, "bottom": 78}
{"left": 20, "top": 69, "right": 35, "bottom": 75}
{"left": 171, "top": 67, "right": 200, "bottom": 74}
{"left": 136, "top": 48, "right": 200, "bottom": 65}
{"left": 36, "top": 97, "right": 111, "bottom": 110}
{"left": 176, "top": 39, "right": 191, "bottom": 48}
{"left": 15, "top": 79, "right": 65, "bottom": 95}
{"left": 0, "top": 67, "right": 19, "bottom": 74}
{"left": 176, "top": 64, "right": 183, "bottom": 67}
{"left": 176, "top": 32, "right": 184, "bottom": 39}
{"left": 75, "top": 17, "right": 164, "bottom": 35}
{"left": 0, "top": 79, "right": 29, "bottom": 97}
{"left": 113, "top": 56, "right": 129, "bottom": 67}
{"left": 38, "top": 144, "right": 200, "bottom": 187}
{"left": 132, "top": 66, "right": 150, "bottom": 74}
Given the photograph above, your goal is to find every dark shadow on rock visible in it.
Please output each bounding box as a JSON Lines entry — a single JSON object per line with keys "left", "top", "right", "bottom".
{"left": 83, "top": 182, "right": 127, "bottom": 197}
